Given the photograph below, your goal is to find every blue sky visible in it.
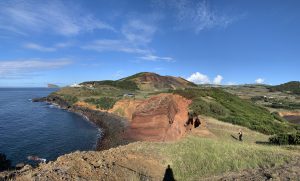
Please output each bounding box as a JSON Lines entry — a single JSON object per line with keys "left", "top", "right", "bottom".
{"left": 0, "top": 0, "right": 299, "bottom": 87}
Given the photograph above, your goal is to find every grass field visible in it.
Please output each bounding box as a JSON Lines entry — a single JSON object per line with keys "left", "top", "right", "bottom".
{"left": 134, "top": 117, "right": 300, "bottom": 180}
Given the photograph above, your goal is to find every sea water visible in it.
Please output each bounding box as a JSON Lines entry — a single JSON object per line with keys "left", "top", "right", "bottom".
{"left": 0, "top": 88, "right": 100, "bottom": 166}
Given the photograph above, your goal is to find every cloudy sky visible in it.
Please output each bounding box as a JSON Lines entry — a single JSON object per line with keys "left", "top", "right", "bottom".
{"left": 0, "top": 0, "right": 299, "bottom": 87}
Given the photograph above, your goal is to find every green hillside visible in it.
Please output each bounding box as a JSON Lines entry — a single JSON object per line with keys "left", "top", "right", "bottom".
{"left": 173, "top": 88, "right": 297, "bottom": 135}
{"left": 270, "top": 81, "right": 300, "bottom": 95}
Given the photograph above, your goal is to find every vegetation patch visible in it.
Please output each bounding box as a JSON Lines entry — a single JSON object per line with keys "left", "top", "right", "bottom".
{"left": 270, "top": 81, "right": 300, "bottom": 95}
{"left": 173, "top": 88, "right": 296, "bottom": 135}
{"left": 53, "top": 94, "right": 79, "bottom": 105}
{"left": 81, "top": 80, "right": 139, "bottom": 91}
{"left": 84, "top": 97, "right": 117, "bottom": 110}
{"left": 269, "top": 132, "right": 300, "bottom": 145}
{"left": 149, "top": 136, "right": 293, "bottom": 180}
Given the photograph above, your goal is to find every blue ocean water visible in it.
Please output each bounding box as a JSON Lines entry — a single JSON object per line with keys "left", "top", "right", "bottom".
{"left": 0, "top": 88, "right": 100, "bottom": 166}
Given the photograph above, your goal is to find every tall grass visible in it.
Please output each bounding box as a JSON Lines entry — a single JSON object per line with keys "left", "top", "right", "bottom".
{"left": 153, "top": 136, "right": 293, "bottom": 180}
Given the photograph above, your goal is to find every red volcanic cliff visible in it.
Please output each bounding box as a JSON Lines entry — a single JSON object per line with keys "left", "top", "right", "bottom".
{"left": 124, "top": 94, "right": 192, "bottom": 141}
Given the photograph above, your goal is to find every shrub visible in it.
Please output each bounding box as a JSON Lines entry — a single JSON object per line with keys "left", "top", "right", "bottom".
{"left": 61, "top": 94, "right": 78, "bottom": 105}
{"left": 269, "top": 132, "right": 300, "bottom": 145}
{"left": 85, "top": 97, "right": 117, "bottom": 110}
{"left": 271, "top": 112, "right": 286, "bottom": 122}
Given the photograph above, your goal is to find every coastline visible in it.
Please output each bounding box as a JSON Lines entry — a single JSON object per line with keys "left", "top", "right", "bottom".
{"left": 33, "top": 95, "right": 131, "bottom": 151}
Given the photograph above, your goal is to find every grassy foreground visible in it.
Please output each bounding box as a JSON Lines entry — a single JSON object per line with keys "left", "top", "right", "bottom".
{"left": 133, "top": 117, "right": 299, "bottom": 180}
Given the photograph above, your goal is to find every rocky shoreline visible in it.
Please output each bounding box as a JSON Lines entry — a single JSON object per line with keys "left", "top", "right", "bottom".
{"left": 32, "top": 95, "right": 131, "bottom": 151}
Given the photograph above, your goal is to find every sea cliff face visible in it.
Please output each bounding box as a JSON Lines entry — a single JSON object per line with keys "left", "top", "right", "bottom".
{"left": 33, "top": 95, "right": 130, "bottom": 150}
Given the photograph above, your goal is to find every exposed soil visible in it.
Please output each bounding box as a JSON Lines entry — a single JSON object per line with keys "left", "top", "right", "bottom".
{"left": 279, "top": 111, "right": 300, "bottom": 124}
{"left": 109, "top": 99, "right": 144, "bottom": 120}
{"left": 0, "top": 143, "right": 166, "bottom": 181}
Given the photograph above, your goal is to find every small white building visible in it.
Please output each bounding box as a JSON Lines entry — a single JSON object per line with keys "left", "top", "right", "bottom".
{"left": 70, "top": 83, "right": 82, "bottom": 88}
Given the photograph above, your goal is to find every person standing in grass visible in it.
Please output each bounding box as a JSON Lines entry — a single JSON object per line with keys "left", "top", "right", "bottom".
{"left": 238, "top": 129, "right": 243, "bottom": 141}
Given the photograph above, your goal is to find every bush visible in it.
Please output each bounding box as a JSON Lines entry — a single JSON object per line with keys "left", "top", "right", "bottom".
{"left": 269, "top": 132, "right": 300, "bottom": 145}
{"left": 190, "top": 98, "right": 227, "bottom": 117}
{"left": 85, "top": 97, "right": 117, "bottom": 110}
{"left": 61, "top": 94, "right": 78, "bottom": 105}
{"left": 271, "top": 112, "right": 286, "bottom": 122}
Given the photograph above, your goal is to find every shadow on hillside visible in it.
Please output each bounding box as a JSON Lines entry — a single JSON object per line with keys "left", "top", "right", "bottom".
{"left": 231, "top": 135, "right": 238, "bottom": 140}
{"left": 255, "top": 141, "right": 270, "bottom": 145}
{"left": 163, "top": 165, "right": 175, "bottom": 181}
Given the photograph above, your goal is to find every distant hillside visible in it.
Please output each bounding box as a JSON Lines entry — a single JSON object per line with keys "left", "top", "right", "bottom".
{"left": 270, "top": 81, "right": 300, "bottom": 95}
{"left": 81, "top": 72, "right": 196, "bottom": 91}
{"left": 120, "top": 72, "right": 196, "bottom": 90}
{"left": 47, "top": 84, "right": 60, "bottom": 88}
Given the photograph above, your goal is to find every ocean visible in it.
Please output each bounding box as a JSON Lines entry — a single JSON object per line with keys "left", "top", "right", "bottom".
{"left": 0, "top": 88, "right": 100, "bottom": 166}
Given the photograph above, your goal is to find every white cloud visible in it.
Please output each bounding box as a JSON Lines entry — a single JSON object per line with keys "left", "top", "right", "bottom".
{"left": 0, "top": 59, "right": 72, "bottom": 79}
{"left": 23, "top": 43, "right": 56, "bottom": 52}
{"left": 187, "top": 72, "right": 225, "bottom": 84}
{"left": 0, "top": 0, "right": 114, "bottom": 36}
{"left": 213, "top": 75, "right": 223, "bottom": 84}
{"left": 187, "top": 72, "right": 210, "bottom": 84}
{"left": 255, "top": 78, "right": 264, "bottom": 84}
{"left": 139, "top": 54, "right": 174, "bottom": 62}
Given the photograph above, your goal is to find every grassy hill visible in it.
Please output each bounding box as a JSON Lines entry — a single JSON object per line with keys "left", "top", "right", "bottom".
{"left": 120, "top": 72, "right": 196, "bottom": 90}
{"left": 172, "top": 88, "right": 297, "bottom": 135}
{"left": 80, "top": 72, "right": 196, "bottom": 91}
{"left": 270, "top": 81, "right": 300, "bottom": 95}
{"left": 54, "top": 73, "right": 298, "bottom": 134}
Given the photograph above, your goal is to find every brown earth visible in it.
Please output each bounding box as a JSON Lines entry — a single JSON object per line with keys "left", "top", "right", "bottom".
{"left": 278, "top": 111, "right": 300, "bottom": 117}
{"left": 0, "top": 142, "right": 167, "bottom": 181}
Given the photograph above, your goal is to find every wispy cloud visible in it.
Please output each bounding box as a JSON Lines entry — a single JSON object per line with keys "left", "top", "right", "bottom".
{"left": 0, "top": 0, "right": 114, "bottom": 36}
{"left": 155, "top": 0, "right": 238, "bottom": 33}
{"left": 138, "top": 54, "right": 174, "bottom": 62}
{"left": 0, "top": 59, "right": 72, "bottom": 79}
{"left": 122, "top": 19, "right": 157, "bottom": 45}
{"left": 23, "top": 43, "right": 56, "bottom": 52}
{"left": 83, "top": 19, "right": 173, "bottom": 61}
{"left": 82, "top": 39, "right": 150, "bottom": 54}
{"left": 23, "top": 42, "right": 74, "bottom": 52}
